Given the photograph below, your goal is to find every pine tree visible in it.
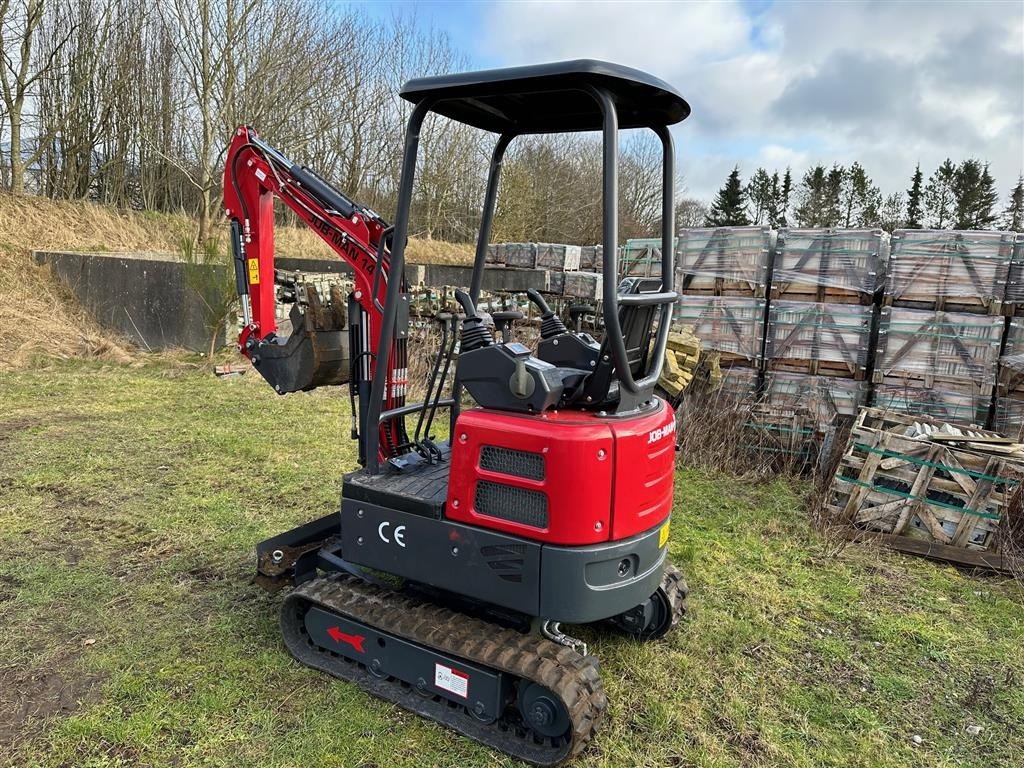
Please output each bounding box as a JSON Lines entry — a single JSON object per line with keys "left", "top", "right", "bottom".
{"left": 924, "top": 159, "right": 956, "bottom": 228}
{"left": 704, "top": 167, "right": 750, "bottom": 227}
{"left": 952, "top": 159, "right": 998, "bottom": 230}
{"left": 878, "top": 193, "right": 905, "bottom": 233}
{"left": 745, "top": 167, "right": 774, "bottom": 225}
{"left": 841, "top": 162, "right": 883, "bottom": 227}
{"left": 794, "top": 165, "right": 827, "bottom": 227}
{"left": 779, "top": 168, "right": 792, "bottom": 227}
{"left": 767, "top": 171, "right": 781, "bottom": 228}
{"left": 905, "top": 163, "right": 923, "bottom": 228}
{"left": 1002, "top": 176, "right": 1024, "bottom": 231}
{"left": 823, "top": 164, "right": 845, "bottom": 227}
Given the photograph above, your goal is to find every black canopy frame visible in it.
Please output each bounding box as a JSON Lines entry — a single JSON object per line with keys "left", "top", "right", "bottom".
{"left": 366, "top": 60, "right": 690, "bottom": 472}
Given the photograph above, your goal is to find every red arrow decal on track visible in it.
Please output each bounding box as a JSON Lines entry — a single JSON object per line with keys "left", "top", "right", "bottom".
{"left": 327, "top": 626, "right": 365, "bottom": 653}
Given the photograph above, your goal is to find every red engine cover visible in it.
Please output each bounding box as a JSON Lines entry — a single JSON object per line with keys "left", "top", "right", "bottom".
{"left": 445, "top": 400, "right": 676, "bottom": 545}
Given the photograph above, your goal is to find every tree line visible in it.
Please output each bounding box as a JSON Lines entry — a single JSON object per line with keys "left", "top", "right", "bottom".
{"left": 2, "top": 0, "right": 1021, "bottom": 249}
{"left": 0, "top": 0, "right": 673, "bottom": 246}
{"left": 705, "top": 160, "right": 1024, "bottom": 232}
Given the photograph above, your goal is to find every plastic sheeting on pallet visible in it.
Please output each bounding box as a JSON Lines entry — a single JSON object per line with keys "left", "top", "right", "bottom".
{"left": 535, "top": 243, "right": 582, "bottom": 271}
{"left": 764, "top": 301, "right": 872, "bottom": 379}
{"left": 675, "top": 226, "right": 771, "bottom": 296}
{"left": 872, "top": 379, "right": 992, "bottom": 428}
{"left": 763, "top": 371, "right": 869, "bottom": 424}
{"left": 580, "top": 244, "right": 603, "bottom": 272}
{"left": 874, "top": 307, "right": 1003, "bottom": 388}
{"left": 562, "top": 271, "right": 602, "bottom": 300}
{"left": 885, "top": 229, "right": 1014, "bottom": 313}
{"left": 771, "top": 228, "right": 886, "bottom": 301}
{"left": 1008, "top": 235, "right": 1024, "bottom": 306}
{"left": 994, "top": 352, "right": 1024, "bottom": 439}
{"left": 619, "top": 239, "right": 665, "bottom": 278}
{"left": 674, "top": 295, "right": 765, "bottom": 364}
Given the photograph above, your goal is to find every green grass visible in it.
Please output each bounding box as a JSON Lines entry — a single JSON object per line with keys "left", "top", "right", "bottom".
{"left": 1, "top": 358, "right": 1022, "bottom": 768}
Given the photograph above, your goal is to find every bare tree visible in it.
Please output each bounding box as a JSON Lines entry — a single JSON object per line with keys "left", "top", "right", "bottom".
{"left": 0, "top": 0, "right": 74, "bottom": 193}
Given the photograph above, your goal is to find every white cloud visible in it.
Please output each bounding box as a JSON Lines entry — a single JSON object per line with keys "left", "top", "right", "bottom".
{"left": 477, "top": 0, "right": 1024, "bottom": 201}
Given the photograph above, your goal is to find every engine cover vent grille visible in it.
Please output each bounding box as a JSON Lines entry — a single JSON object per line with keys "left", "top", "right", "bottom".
{"left": 479, "top": 446, "right": 545, "bottom": 480}
{"left": 474, "top": 481, "right": 548, "bottom": 529}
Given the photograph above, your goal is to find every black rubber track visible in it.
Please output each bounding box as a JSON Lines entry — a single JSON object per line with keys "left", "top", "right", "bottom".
{"left": 281, "top": 575, "right": 608, "bottom": 765}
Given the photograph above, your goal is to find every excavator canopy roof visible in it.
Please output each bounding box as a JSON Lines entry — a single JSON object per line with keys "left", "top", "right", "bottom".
{"left": 399, "top": 59, "right": 690, "bottom": 134}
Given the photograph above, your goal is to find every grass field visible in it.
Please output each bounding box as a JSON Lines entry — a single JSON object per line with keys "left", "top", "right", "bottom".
{"left": 1, "top": 358, "right": 1022, "bottom": 768}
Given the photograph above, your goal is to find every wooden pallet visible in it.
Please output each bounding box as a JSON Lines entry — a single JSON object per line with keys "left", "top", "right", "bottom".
{"left": 885, "top": 229, "right": 1014, "bottom": 316}
{"left": 873, "top": 306, "right": 1002, "bottom": 388}
{"left": 770, "top": 228, "right": 883, "bottom": 305}
{"left": 764, "top": 301, "right": 872, "bottom": 380}
{"left": 826, "top": 407, "right": 1024, "bottom": 571}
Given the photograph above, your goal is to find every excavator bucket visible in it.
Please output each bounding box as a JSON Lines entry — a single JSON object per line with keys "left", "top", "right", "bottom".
{"left": 251, "top": 283, "right": 350, "bottom": 394}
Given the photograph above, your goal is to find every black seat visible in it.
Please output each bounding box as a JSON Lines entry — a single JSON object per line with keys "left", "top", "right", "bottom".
{"left": 574, "top": 277, "right": 663, "bottom": 409}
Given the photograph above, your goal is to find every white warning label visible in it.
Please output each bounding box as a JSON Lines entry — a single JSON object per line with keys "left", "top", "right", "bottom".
{"left": 434, "top": 663, "right": 469, "bottom": 698}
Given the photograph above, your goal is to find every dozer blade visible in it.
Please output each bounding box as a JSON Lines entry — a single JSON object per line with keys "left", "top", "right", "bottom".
{"left": 281, "top": 575, "right": 607, "bottom": 766}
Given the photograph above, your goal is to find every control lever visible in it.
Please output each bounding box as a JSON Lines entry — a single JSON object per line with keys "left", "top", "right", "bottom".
{"left": 454, "top": 290, "right": 493, "bottom": 351}
{"left": 491, "top": 310, "right": 524, "bottom": 344}
{"left": 526, "top": 289, "right": 568, "bottom": 339}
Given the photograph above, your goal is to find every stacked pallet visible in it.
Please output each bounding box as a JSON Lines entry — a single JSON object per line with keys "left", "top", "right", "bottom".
{"left": 826, "top": 407, "right": 1023, "bottom": 572}
{"left": 994, "top": 318, "right": 1024, "bottom": 438}
{"left": 771, "top": 228, "right": 885, "bottom": 304}
{"left": 764, "top": 301, "right": 872, "bottom": 380}
{"left": 758, "top": 229, "right": 880, "bottom": 437}
{"left": 673, "top": 295, "right": 765, "bottom": 375}
{"left": 762, "top": 372, "right": 869, "bottom": 426}
{"left": 676, "top": 227, "right": 771, "bottom": 297}
{"left": 873, "top": 307, "right": 1003, "bottom": 426}
{"left": 885, "top": 230, "right": 1013, "bottom": 315}
{"left": 580, "top": 244, "right": 603, "bottom": 272}
{"left": 620, "top": 238, "right": 664, "bottom": 278}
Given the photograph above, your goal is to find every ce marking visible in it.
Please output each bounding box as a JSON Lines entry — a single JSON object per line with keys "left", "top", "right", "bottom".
{"left": 377, "top": 521, "right": 406, "bottom": 547}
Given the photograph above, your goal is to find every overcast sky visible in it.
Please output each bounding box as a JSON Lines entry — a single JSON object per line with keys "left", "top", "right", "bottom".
{"left": 370, "top": 0, "right": 1024, "bottom": 203}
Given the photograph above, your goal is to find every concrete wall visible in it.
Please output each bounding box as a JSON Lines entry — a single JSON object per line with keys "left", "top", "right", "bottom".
{"left": 34, "top": 250, "right": 227, "bottom": 351}
{"left": 33, "top": 251, "right": 586, "bottom": 352}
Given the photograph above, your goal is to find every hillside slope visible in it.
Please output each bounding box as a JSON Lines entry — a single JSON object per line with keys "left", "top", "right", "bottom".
{"left": 0, "top": 194, "right": 473, "bottom": 367}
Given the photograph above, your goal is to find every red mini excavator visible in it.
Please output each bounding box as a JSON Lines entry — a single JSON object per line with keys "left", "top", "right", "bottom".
{"left": 223, "top": 60, "right": 690, "bottom": 764}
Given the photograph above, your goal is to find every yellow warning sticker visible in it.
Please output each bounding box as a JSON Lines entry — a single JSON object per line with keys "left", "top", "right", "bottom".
{"left": 659, "top": 521, "right": 670, "bottom": 548}
{"left": 247, "top": 258, "right": 260, "bottom": 285}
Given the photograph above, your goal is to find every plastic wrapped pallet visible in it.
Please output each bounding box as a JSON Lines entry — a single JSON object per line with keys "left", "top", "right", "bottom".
{"left": 874, "top": 307, "right": 1002, "bottom": 387}
{"left": 765, "top": 301, "right": 872, "bottom": 379}
{"left": 763, "top": 371, "right": 868, "bottom": 425}
{"left": 619, "top": 239, "right": 663, "bottom": 278}
{"left": 562, "top": 271, "right": 601, "bottom": 300}
{"left": 885, "top": 229, "right": 1014, "bottom": 314}
{"left": 771, "top": 228, "right": 885, "bottom": 303}
{"left": 485, "top": 243, "right": 503, "bottom": 265}
{"left": 994, "top": 351, "right": 1024, "bottom": 439}
{"left": 1006, "top": 234, "right": 1024, "bottom": 309}
{"left": 673, "top": 295, "right": 765, "bottom": 365}
{"left": 676, "top": 226, "right": 770, "bottom": 297}
{"left": 872, "top": 379, "right": 992, "bottom": 428}
{"left": 534, "top": 243, "right": 582, "bottom": 271}
{"left": 580, "top": 244, "right": 603, "bottom": 272}
{"left": 502, "top": 242, "right": 537, "bottom": 269}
